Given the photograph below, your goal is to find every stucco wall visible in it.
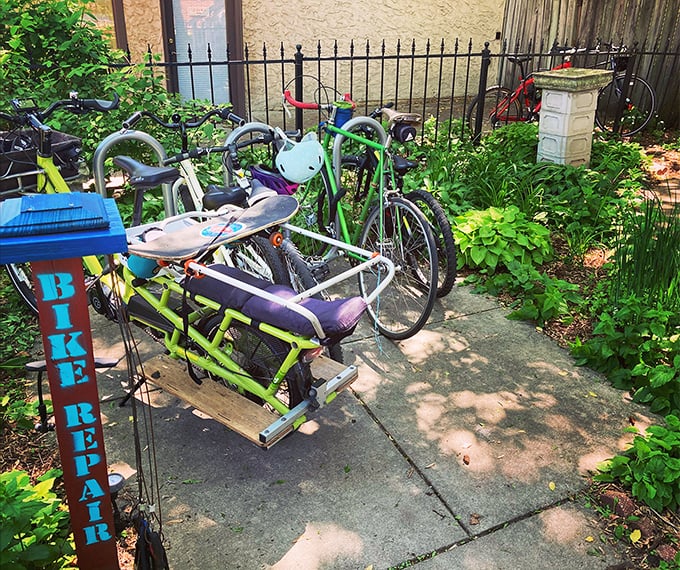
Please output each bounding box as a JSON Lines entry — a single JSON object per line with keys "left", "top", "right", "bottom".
{"left": 122, "top": 0, "right": 163, "bottom": 61}
{"left": 241, "top": 0, "right": 504, "bottom": 120}
{"left": 243, "top": 0, "right": 502, "bottom": 51}
{"left": 114, "top": 0, "right": 504, "bottom": 119}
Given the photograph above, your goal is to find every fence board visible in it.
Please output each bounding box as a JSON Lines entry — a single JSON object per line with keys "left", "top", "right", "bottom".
{"left": 501, "top": 0, "right": 680, "bottom": 123}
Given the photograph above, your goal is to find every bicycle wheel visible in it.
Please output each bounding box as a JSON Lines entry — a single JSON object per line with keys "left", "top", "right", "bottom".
{"left": 5, "top": 263, "right": 38, "bottom": 314}
{"left": 218, "top": 235, "right": 290, "bottom": 285}
{"left": 358, "top": 196, "right": 438, "bottom": 340}
{"left": 289, "top": 167, "right": 338, "bottom": 259}
{"left": 278, "top": 238, "right": 343, "bottom": 363}
{"left": 467, "top": 86, "right": 522, "bottom": 138}
{"left": 404, "top": 189, "right": 457, "bottom": 297}
{"left": 197, "top": 315, "right": 310, "bottom": 410}
{"left": 595, "top": 74, "right": 655, "bottom": 137}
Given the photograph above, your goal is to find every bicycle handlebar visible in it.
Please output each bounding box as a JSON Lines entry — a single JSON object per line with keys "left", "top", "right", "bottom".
{"left": 1, "top": 92, "right": 120, "bottom": 126}
{"left": 164, "top": 145, "right": 231, "bottom": 164}
{"left": 283, "top": 90, "right": 356, "bottom": 112}
{"left": 369, "top": 102, "right": 394, "bottom": 119}
{"left": 122, "top": 107, "right": 245, "bottom": 131}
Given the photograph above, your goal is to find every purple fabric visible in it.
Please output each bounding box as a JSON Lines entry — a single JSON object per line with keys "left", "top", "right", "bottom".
{"left": 185, "top": 265, "right": 367, "bottom": 339}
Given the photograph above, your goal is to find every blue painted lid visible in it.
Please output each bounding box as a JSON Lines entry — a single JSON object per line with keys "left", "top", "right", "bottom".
{"left": 0, "top": 193, "right": 110, "bottom": 237}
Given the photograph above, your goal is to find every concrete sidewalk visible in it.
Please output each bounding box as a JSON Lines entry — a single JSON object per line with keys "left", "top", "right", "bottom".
{"left": 92, "top": 283, "right": 654, "bottom": 569}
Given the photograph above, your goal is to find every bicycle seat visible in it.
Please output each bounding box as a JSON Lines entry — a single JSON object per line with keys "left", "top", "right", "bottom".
{"left": 185, "top": 264, "right": 367, "bottom": 341}
{"left": 113, "top": 155, "right": 180, "bottom": 189}
{"left": 507, "top": 55, "right": 533, "bottom": 65}
{"left": 202, "top": 183, "right": 248, "bottom": 210}
{"left": 381, "top": 107, "right": 422, "bottom": 126}
{"left": 393, "top": 154, "right": 418, "bottom": 175}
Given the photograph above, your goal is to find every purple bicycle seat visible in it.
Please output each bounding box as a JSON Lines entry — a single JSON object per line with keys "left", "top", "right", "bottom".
{"left": 184, "top": 264, "right": 367, "bottom": 341}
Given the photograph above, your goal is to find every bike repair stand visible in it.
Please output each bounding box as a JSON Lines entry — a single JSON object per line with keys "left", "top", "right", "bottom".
{"left": 533, "top": 68, "right": 612, "bottom": 167}
{"left": 0, "top": 193, "right": 127, "bottom": 570}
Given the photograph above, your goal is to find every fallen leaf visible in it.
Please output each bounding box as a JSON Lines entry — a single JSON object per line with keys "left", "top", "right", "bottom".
{"left": 549, "top": 481, "right": 556, "bottom": 491}
{"left": 585, "top": 536, "right": 594, "bottom": 542}
{"left": 629, "top": 529, "right": 641, "bottom": 544}
{"left": 463, "top": 455, "right": 470, "bottom": 465}
{"left": 469, "top": 513, "right": 482, "bottom": 525}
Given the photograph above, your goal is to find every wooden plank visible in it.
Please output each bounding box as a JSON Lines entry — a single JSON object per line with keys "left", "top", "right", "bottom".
{"left": 310, "top": 354, "right": 358, "bottom": 386}
{"left": 142, "top": 353, "right": 291, "bottom": 448}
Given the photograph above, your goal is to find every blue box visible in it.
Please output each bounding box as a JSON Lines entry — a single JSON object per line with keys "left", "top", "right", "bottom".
{"left": 0, "top": 194, "right": 127, "bottom": 263}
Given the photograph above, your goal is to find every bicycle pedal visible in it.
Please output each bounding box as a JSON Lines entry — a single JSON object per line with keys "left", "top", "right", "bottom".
{"left": 310, "top": 262, "right": 330, "bottom": 281}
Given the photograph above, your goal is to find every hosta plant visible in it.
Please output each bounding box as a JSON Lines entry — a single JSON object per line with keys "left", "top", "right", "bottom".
{"left": 453, "top": 205, "right": 552, "bottom": 274}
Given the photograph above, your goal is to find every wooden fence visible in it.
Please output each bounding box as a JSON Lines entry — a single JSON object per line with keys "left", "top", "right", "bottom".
{"left": 501, "top": 0, "right": 680, "bottom": 123}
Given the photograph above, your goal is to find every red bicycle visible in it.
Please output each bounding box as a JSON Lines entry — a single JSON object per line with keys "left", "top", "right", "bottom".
{"left": 467, "top": 43, "right": 656, "bottom": 139}
{"left": 466, "top": 52, "right": 572, "bottom": 138}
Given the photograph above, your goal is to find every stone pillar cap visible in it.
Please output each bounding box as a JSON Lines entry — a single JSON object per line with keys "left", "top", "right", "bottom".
{"left": 533, "top": 68, "right": 613, "bottom": 91}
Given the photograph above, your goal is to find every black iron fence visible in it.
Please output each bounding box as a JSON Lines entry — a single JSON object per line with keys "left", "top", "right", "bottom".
{"left": 124, "top": 37, "right": 680, "bottom": 142}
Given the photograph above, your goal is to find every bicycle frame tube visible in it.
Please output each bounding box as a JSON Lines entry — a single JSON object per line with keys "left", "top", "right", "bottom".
{"left": 122, "top": 265, "right": 313, "bottom": 420}
{"left": 320, "top": 123, "right": 388, "bottom": 247}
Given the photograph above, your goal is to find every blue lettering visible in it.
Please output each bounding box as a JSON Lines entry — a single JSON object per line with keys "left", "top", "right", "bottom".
{"left": 71, "top": 426, "right": 98, "bottom": 453}
{"left": 73, "top": 453, "right": 102, "bottom": 477}
{"left": 51, "top": 303, "right": 73, "bottom": 330}
{"left": 63, "top": 403, "right": 97, "bottom": 428}
{"left": 35, "top": 272, "right": 75, "bottom": 301}
{"left": 47, "top": 332, "right": 87, "bottom": 360}
{"left": 85, "top": 500, "right": 103, "bottom": 522}
{"left": 56, "top": 359, "right": 89, "bottom": 387}
{"left": 80, "top": 479, "right": 105, "bottom": 502}
{"left": 83, "top": 523, "right": 113, "bottom": 545}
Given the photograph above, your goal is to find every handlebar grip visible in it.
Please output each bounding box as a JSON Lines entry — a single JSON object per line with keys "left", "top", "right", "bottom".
{"left": 81, "top": 92, "right": 120, "bottom": 112}
{"left": 122, "top": 111, "right": 143, "bottom": 129}
{"left": 220, "top": 109, "right": 246, "bottom": 126}
{"left": 283, "top": 90, "right": 319, "bottom": 110}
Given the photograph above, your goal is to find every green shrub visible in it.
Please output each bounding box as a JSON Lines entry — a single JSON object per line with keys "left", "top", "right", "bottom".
{"left": 0, "top": 0, "right": 114, "bottom": 104}
{"left": 571, "top": 295, "right": 680, "bottom": 415}
{"left": 502, "top": 262, "right": 583, "bottom": 324}
{"left": 610, "top": 200, "right": 680, "bottom": 312}
{"left": 453, "top": 205, "right": 552, "bottom": 274}
{"left": 595, "top": 415, "right": 680, "bottom": 513}
{"left": 0, "top": 469, "right": 75, "bottom": 570}
{"left": 0, "top": 0, "right": 234, "bottom": 224}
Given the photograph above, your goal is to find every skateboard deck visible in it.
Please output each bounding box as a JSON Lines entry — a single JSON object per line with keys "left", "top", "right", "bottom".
{"left": 127, "top": 195, "right": 298, "bottom": 261}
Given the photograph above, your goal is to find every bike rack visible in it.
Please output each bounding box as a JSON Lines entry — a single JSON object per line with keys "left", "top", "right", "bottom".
{"left": 92, "top": 130, "right": 177, "bottom": 218}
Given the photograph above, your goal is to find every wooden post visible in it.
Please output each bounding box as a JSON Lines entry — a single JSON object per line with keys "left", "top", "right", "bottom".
{"left": 0, "top": 193, "right": 127, "bottom": 570}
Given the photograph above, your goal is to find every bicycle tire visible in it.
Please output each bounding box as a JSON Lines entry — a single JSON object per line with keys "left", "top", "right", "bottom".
{"left": 289, "top": 167, "right": 338, "bottom": 259}
{"left": 5, "top": 263, "right": 38, "bottom": 314}
{"left": 279, "top": 237, "right": 319, "bottom": 294}
{"left": 278, "top": 238, "right": 343, "bottom": 363}
{"left": 595, "top": 74, "right": 655, "bottom": 137}
{"left": 358, "top": 195, "right": 438, "bottom": 340}
{"left": 467, "top": 86, "right": 523, "bottom": 138}
{"left": 404, "top": 189, "right": 457, "bottom": 297}
{"left": 220, "top": 235, "right": 290, "bottom": 285}
{"left": 197, "top": 315, "right": 310, "bottom": 410}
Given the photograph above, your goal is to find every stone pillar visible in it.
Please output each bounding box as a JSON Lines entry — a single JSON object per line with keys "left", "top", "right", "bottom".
{"left": 533, "top": 68, "right": 612, "bottom": 167}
